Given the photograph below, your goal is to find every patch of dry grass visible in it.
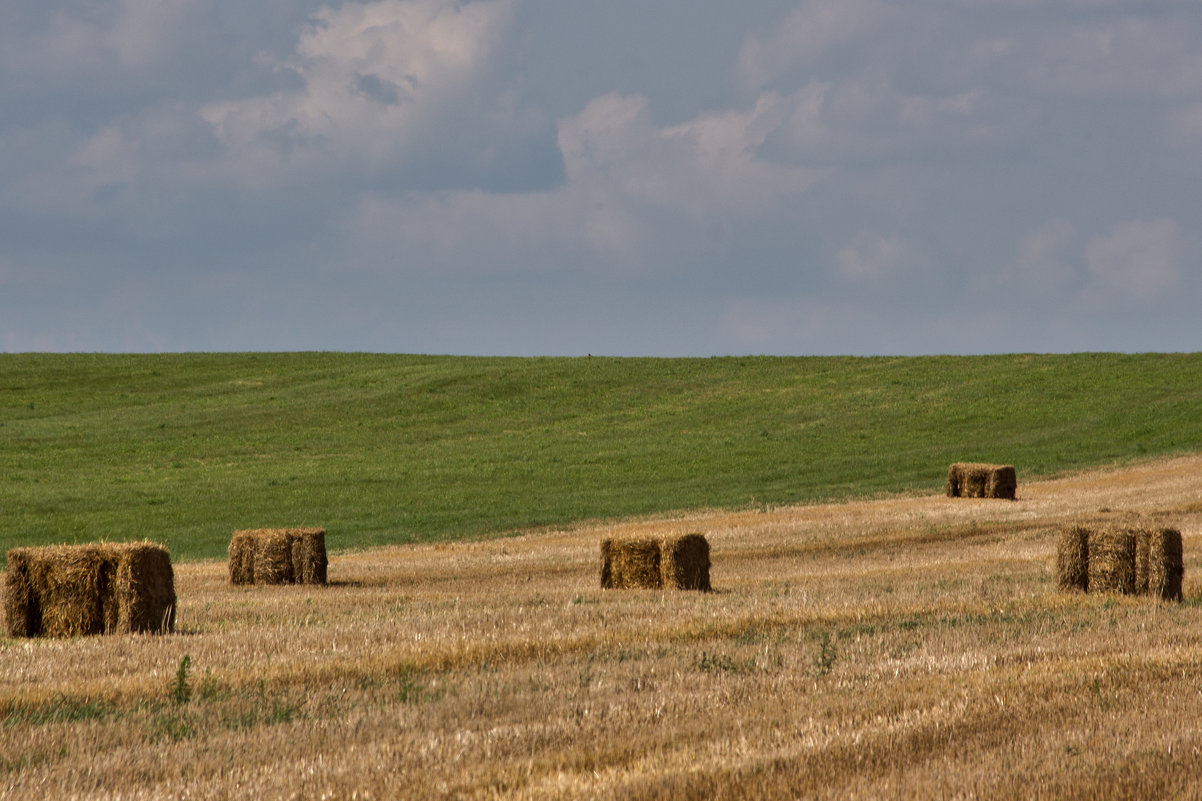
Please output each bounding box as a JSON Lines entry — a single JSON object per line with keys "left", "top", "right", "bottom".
{"left": 6, "top": 455, "right": 1202, "bottom": 799}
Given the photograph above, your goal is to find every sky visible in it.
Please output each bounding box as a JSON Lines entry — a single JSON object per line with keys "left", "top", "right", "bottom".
{"left": 2, "top": 0, "right": 1201, "bottom": 356}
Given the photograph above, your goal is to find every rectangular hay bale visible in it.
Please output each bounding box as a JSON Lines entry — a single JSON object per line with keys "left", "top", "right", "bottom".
{"left": 228, "top": 531, "right": 258, "bottom": 585}
{"left": 291, "top": 529, "right": 328, "bottom": 586}
{"left": 1148, "top": 527, "right": 1184, "bottom": 602}
{"left": 1059, "top": 525, "right": 1185, "bottom": 602}
{"left": 946, "top": 463, "right": 1017, "bottom": 500}
{"left": 661, "top": 533, "right": 711, "bottom": 591}
{"left": 1134, "top": 529, "right": 1151, "bottom": 595}
{"left": 1056, "top": 525, "right": 1090, "bottom": 593}
{"left": 255, "top": 530, "right": 296, "bottom": 585}
{"left": 1087, "top": 528, "right": 1137, "bottom": 595}
{"left": 601, "top": 534, "right": 712, "bottom": 591}
{"left": 4, "top": 542, "right": 175, "bottom": 638}
{"left": 600, "top": 538, "right": 663, "bottom": 589}
{"left": 229, "top": 528, "right": 328, "bottom": 586}
{"left": 111, "top": 543, "right": 177, "bottom": 634}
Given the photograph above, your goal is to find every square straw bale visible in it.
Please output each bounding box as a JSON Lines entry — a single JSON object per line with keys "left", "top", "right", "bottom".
{"left": 600, "top": 538, "right": 663, "bottom": 589}
{"left": 985, "top": 466, "right": 1017, "bottom": 500}
{"left": 4, "top": 549, "right": 39, "bottom": 637}
{"left": 37, "top": 546, "right": 111, "bottom": 637}
{"left": 1134, "top": 529, "right": 1151, "bottom": 595}
{"left": 661, "top": 533, "right": 711, "bottom": 591}
{"left": 1056, "top": 525, "right": 1090, "bottom": 593}
{"left": 1147, "top": 527, "right": 1184, "bottom": 602}
{"left": 946, "top": 463, "right": 1016, "bottom": 499}
{"left": 4, "top": 543, "right": 174, "bottom": 637}
{"left": 230, "top": 528, "right": 328, "bottom": 585}
{"left": 110, "top": 542, "right": 176, "bottom": 633}
{"left": 289, "top": 529, "right": 328, "bottom": 585}
{"left": 1088, "top": 528, "right": 1137, "bottom": 595}
{"left": 228, "top": 531, "right": 258, "bottom": 585}
{"left": 254, "top": 530, "right": 296, "bottom": 585}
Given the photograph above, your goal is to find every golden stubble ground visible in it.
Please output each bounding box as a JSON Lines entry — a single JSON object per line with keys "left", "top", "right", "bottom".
{"left": 6, "top": 455, "right": 1202, "bottom": 800}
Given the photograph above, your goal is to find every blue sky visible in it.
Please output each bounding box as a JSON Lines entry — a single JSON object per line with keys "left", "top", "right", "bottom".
{"left": 2, "top": 0, "right": 1200, "bottom": 355}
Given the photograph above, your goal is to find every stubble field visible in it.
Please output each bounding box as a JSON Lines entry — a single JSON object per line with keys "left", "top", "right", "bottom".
{"left": 6, "top": 454, "right": 1202, "bottom": 799}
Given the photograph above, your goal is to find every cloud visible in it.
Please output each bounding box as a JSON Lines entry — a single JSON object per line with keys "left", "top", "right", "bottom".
{"left": 735, "top": 0, "right": 890, "bottom": 92}
{"left": 1085, "top": 219, "right": 1182, "bottom": 303}
{"left": 773, "top": 78, "right": 1000, "bottom": 165}
{"left": 1017, "top": 14, "right": 1202, "bottom": 99}
{"left": 345, "top": 89, "right": 827, "bottom": 277}
{"left": 560, "top": 92, "right": 818, "bottom": 216}
{"left": 836, "top": 230, "right": 925, "bottom": 287}
{"left": 0, "top": 0, "right": 242, "bottom": 94}
{"left": 3, "top": 0, "right": 1201, "bottom": 355}
{"left": 200, "top": 0, "right": 517, "bottom": 185}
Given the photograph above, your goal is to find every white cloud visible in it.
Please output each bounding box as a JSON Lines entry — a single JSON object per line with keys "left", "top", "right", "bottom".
{"left": 1020, "top": 16, "right": 1202, "bottom": 99}
{"left": 735, "top": 0, "right": 889, "bottom": 91}
{"left": 344, "top": 89, "right": 828, "bottom": 277}
{"left": 559, "top": 91, "right": 818, "bottom": 218}
{"left": 0, "top": 1, "right": 209, "bottom": 86}
{"left": 836, "top": 230, "right": 924, "bottom": 286}
{"left": 1085, "top": 218, "right": 1182, "bottom": 302}
{"left": 105, "top": 0, "right": 198, "bottom": 70}
{"left": 773, "top": 76, "right": 1000, "bottom": 164}
{"left": 200, "top": 0, "right": 515, "bottom": 183}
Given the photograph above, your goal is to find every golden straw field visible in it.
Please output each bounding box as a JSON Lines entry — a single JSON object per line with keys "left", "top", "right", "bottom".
{"left": 7, "top": 455, "right": 1202, "bottom": 799}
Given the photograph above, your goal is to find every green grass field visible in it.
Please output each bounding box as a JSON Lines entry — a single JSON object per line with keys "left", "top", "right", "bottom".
{"left": 2, "top": 352, "right": 1200, "bottom": 562}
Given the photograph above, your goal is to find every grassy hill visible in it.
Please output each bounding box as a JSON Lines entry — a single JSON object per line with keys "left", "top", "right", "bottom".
{"left": 2, "top": 352, "right": 1201, "bottom": 561}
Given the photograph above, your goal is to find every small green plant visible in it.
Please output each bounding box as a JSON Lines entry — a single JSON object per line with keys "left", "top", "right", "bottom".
{"left": 172, "top": 655, "right": 192, "bottom": 706}
{"left": 813, "top": 630, "right": 837, "bottom": 677}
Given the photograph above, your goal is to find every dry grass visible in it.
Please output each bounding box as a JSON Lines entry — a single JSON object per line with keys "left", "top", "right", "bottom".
{"left": 5, "top": 455, "right": 1202, "bottom": 799}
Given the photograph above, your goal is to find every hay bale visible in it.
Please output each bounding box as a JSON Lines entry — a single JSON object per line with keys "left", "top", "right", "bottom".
{"left": 230, "top": 529, "right": 328, "bottom": 586}
{"left": 600, "top": 538, "right": 662, "bottom": 589}
{"left": 1056, "top": 525, "right": 1090, "bottom": 593}
{"left": 110, "top": 543, "right": 176, "bottom": 633}
{"left": 946, "top": 463, "right": 1017, "bottom": 500}
{"left": 228, "top": 531, "right": 258, "bottom": 585}
{"left": 4, "top": 542, "right": 174, "bottom": 637}
{"left": 255, "top": 530, "right": 295, "bottom": 584}
{"left": 1134, "top": 529, "right": 1152, "bottom": 595}
{"left": 1148, "top": 527, "right": 1184, "bottom": 602}
{"left": 661, "top": 533, "right": 711, "bottom": 591}
{"left": 32, "top": 546, "right": 110, "bottom": 638}
{"left": 1088, "top": 528, "right": 1137, "bottom": 595}
{"left": 4, "top": 550, "right": 39, "bottom": 638}
{"left": 601, "top": 534, "right": 712, "bottom": 591}
{"left": 290, "top": 529, "right": 328, "bottom": 586}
